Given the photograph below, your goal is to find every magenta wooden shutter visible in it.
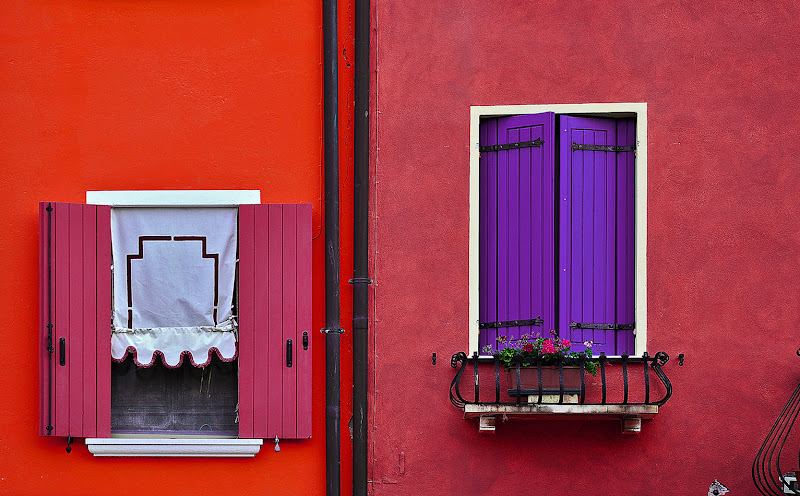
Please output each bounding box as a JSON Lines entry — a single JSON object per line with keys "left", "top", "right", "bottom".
{"left": 558, "top": 116, "right": 635, "bottom": 355}
{"left": 238, "top": 204, "right": 312, "bottom": 439}
{"left": 39, "top": 202, "right": 112, "bottom": 437}
{"left": 479, "top": 113, "right": 555, "bottom": 351}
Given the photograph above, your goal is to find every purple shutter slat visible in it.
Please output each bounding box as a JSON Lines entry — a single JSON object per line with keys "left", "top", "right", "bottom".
{"left": 497, "top": 120, "right": 509, "bottom": 346}
{"left": 480, "top": 118, "right": 499, "bottom": 351}
{"left": 616, "top": 118, "right": 636, "bottom": 354}
{"left": 506, "top": 127, "right": 520, "bottom": 340}
{"left": 560, "top": 116, "right": 636, "bottom": 355}
{"left": 518, "top": 126, "right": 532, "bottom": 339}
{"left": 480, "top": 113, "right": 555, "bottom": 350}
{"left": 479, "top": 120, "right": 488, "bottom": 345}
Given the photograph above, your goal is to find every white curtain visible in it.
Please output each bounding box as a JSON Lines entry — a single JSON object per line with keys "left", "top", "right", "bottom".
{"left": 110, "top": 207, "right": 238, "bottom": 367}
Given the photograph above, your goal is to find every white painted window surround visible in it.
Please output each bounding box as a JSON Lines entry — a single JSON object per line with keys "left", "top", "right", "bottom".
{"left": 85, "top": 438, "right": 263, "bottom": 457}
{"left": 85, "top": 190, "right": 263, "bottom": 457}
{"left": 468, "top": 103, "right": 647, "bottom": 357}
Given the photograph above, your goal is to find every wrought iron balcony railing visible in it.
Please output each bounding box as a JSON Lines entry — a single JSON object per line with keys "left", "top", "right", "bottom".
{"left": 450, "top": 351, "right": 675, "bottom": 408}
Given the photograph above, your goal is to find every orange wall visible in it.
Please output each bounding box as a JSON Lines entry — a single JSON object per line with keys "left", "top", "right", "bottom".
{"left": 0, "top": 1, "right": 354, "bottom": 494}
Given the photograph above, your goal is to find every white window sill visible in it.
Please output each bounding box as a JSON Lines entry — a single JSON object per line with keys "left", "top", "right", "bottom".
{"left": 85, "top": 438, "right": 263, "bottom": 457}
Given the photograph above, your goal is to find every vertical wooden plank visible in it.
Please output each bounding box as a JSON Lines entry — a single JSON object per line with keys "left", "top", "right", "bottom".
{"left": 560, "top": 117, "right": 619, "bottom": 355}
{"left": 506, "top": 127, "right": 520, "bottom": 342}
{"left": 482, "top": 114, "right": 555, "bottom": 350}
{"left": 601, "top": 129, "right": 617, "bottom": 352}
{"left": 267, "top": 205, "right": 283, "bottom": 437}
{"left": 282, "top": 205, "right": 298, "bottom": 438}
{"left": 68, "top": 203, "right": 84, "bottom": 435}
{"left": 96, "top": 205, "right": 112, "bottom": 437}
{"left": 253, "top": 205, "right": 270, "bottom": 438}
{"left": 518, "top": 126, "right": 533, "bottom": 340}
{"left": 39, "top": 202, "right": 49, "bottom": 436}
{"left": 53, "top": 203, "right": 70, "bottom": 437}
{"left": 295, "top": 205, "right": 313, "bottom": 438}
{"left": 478, "top": 120, "right": 489, "bottom": 351}
{"left": 82, "top": 206, "right": 97, "bottom": 437}
{"left": 616, "top": 118, "right": 636, "bottom": 355}
{"left": 238, "top": 204, "right": 256, "bottom": 438}
{"left": 497, "top": 123, "right": 509, "bottom": 345}
{"left": 478, "top": 119, "right": 499, "bottom": 350}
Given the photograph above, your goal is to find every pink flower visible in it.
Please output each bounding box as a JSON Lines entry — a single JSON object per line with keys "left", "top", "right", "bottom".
{"left": 560, "top": 339, "right": 572, "bottom": 349}
{"left": 541, "top": 340, "right": 556, "bottom": 354}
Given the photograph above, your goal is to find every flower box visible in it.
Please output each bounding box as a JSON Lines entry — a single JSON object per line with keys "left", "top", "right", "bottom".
{"left": 505, "top": 366, "right": 583, "bottom": 398}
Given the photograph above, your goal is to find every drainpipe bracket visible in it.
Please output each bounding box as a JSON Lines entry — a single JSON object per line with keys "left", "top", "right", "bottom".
{"left": 321, "top": 328, "right": 346, "bottom": 334}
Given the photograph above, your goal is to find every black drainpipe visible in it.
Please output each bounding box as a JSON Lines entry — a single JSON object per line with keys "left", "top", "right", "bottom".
{"left": 323, "top": 0, "right": 341, "bottom": 494}
{"left": 352, "top": 0, "right": 369, "bottom": 491}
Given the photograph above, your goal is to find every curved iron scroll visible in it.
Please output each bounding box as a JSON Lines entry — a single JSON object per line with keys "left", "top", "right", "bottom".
{"left": 753, "top": 381, "right": 800, "bottom": 495}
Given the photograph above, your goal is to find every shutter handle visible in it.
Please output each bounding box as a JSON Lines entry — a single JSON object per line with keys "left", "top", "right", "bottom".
{"left": 286, "top": 339, "right": 293, "bottom": 367}
{"left": 59, "top": 338, "right": 66, "bottom": 366}
{"left": 303, "top": 331, "right": 308, "bottom": 350}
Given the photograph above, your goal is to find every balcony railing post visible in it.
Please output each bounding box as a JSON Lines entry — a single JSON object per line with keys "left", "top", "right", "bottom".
{"left": 622, "top": 353, "right": 629, "bottom": 405}
{"left": 473, "top": 351, "right": 479, "bottom": 403}
{"left": 515, "top": 356, "right": 522, "bottom": 406}
{"left": 600, "top": 353, "right": 607, "bottom": 405}
{"left": 494, "top": 354, "right": 500, "bottom": 404}
{"left": 643, "top": 351, "right": 651, "bottom": 405}
{"left": 579, "top": 355, "right": 586, "bottom": 404}
{"left": 536, "top": 352, "right": 543, "bottom": 404}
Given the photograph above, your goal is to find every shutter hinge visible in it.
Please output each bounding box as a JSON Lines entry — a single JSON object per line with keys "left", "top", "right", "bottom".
{"left": 569, "top": 322, "right": 635, "bottom": 331}
{"left": 480, "top": 138, "right": 544, "bottom": 153}
{"left": 479, "top": 317, "right": 543, "bottom": 329}
{"left": 570, "top": 143, "right": 636, "bottom": 153}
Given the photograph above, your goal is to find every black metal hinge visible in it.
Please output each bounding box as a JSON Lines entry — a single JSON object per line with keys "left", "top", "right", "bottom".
{"left": 570, "top": 143, "right": 636, "bottom": 153}
{"left": 480, "top": 138, "right": 544, "bottom": 153}
{"left": 480, "top": 317, "right": 543, "bottom": 329}
{"left": 569, "top": 322, "right": 635, "bottom": 331}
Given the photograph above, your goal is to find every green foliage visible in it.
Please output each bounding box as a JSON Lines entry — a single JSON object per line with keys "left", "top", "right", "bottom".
{"left": 482, "top": 331, "right": 599, "bottom": 375}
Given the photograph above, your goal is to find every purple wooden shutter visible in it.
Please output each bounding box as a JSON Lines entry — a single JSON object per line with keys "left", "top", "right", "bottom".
{"left": 615, "top": 118, "right": 636, "bottom": 353}
{"left": 238, "top": 204, "right": 312, "bottom": 439}
{"left": 39, "top": 202, "right": 112, "bottom": 437}
{"left": 479, "top": 113, "right": 555, "bottom": 351}
{"left": 558, "top": 117, "right": 635, "bottom": 355}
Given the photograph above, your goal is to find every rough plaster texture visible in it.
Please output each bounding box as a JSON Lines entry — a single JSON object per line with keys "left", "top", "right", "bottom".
{"left": 369, "top": 1, "right": 800, "bottom": 494}
{"left": 0, "top": 1, "right": 354, "bottom": 494}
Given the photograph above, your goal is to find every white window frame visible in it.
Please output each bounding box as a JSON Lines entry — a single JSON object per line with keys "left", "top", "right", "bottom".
{"left": 468, "top": 103, "right": 647, "bottom": 357}
{"left": 85, "top": 190, "right": 263, "bottom": 456}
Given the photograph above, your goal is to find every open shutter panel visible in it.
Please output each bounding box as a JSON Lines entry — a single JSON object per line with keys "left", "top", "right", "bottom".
{"left": 238, "top": 204, "right": 312, "bottom": 439}
{"left": 615, "top": 118, "right": 636, "bottom": 354}
{"left": 39, "top": 202, "right": 111, "bottom": 437}
{"left": 479, "top": 112, "right": 555, "bottom": 351}
{"left": 558, "top": 116, "right": 635, "bottom": 355}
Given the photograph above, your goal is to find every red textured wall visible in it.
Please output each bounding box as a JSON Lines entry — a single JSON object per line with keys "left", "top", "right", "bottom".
{"left": 369, "top": 1, "right": 800, "bottom": 494}
{"left": 0, "top": 1, "right": 353, "bottom": 494}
